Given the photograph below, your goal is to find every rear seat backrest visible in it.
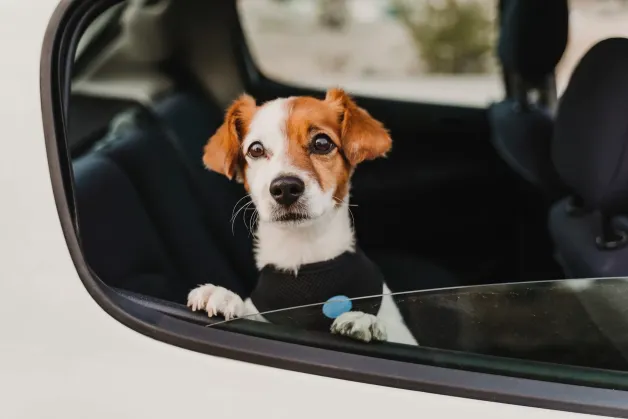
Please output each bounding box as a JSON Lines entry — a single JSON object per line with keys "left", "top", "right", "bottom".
{"left": 151, "top": 93, "right": 259, "bottom": 288}
{"left": 96, "top": 112, "right": 248, "bottom": 296}
{"left": 74, "top": 154, "right": 183, "bottom": 300}
{"left": 73, "top": 95, "right": 254, "bottom": 302}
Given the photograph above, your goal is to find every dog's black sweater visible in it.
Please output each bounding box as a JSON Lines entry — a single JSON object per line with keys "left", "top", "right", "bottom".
{"left": 250, "top": 248, "right": 384, "bottom": 331}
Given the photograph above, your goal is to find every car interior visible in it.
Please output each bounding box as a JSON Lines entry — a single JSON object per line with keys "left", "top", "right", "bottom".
{"left": 62, "top": 0, "right": 628, "bottom": 373}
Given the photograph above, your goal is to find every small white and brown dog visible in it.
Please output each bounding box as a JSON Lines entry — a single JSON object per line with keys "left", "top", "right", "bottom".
{"left": 187, "top": 88, "right": 417, "bottom": 345}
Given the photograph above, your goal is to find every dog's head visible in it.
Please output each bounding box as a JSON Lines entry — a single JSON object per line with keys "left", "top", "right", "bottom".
{"left": 203, "top": 88, "right": 391, "bottom": 225}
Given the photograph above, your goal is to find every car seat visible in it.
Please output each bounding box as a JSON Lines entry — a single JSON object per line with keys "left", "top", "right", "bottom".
{"left": 549, "top": 38, "right": 628, "bottom": 278}
{"left": 489, "top": 0, "right": 569, "bottom": 199}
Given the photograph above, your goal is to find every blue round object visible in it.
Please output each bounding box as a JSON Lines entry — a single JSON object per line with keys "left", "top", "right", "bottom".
{"left": 322, "top": 295, "right": 352, "bottom": 319}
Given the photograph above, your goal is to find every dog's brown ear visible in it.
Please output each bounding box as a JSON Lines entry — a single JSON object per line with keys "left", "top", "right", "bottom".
{"left": 203, "top": 94, "right": 257, "bottom": 180}
{"left": 325, "top": 88, "right": 391, "bottom": 166}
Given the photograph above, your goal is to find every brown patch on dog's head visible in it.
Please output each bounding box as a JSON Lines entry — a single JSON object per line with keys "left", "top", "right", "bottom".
{"left": 203, "top": 94, "right": 257, "bottom": 186}
{"left": 284, "top": 89, "right": 391, "bottom": 203}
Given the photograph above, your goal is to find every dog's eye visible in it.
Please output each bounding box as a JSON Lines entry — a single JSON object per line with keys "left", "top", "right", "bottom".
{"left": 311, "top": 134, "right": 335, "bottom": 154}
{"left": 247, "top": 141, "right": 266, "bottom": 158}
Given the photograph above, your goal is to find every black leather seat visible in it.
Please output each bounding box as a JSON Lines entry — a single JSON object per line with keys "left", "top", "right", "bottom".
{"left": 152, "top": 93, "right": 259, "bottom": 289}
{"left": 74, "top": 153, "right": 183, "bottom": 301}
{"left": 73, "top": 100, "right": 248, "bottom": 303}
{"left": 549, "top": 38, "right": 628, "bottom": 278}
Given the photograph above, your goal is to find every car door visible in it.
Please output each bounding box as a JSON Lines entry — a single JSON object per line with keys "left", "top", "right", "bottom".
{"left": 0, "top": 0, "right": 619, "bottom": 417}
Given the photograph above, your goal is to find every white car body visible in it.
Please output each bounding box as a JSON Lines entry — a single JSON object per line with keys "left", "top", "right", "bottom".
{"left": 0, "top": 0, "right": 609, "bottom": 417}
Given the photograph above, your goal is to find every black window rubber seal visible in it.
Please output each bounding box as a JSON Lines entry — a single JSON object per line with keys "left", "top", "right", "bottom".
{"left": 41, "top": 1, "right": 628, "bottom": 417}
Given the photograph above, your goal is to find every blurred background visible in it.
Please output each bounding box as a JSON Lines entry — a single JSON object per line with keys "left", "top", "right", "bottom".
{"left": 238, "top": 0, "right": 628, "bottom": 106}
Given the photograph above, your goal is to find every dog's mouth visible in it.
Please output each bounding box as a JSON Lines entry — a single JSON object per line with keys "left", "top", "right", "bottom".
{"left": 274, "top": 212, "right": 309, "bottom": 223}
{"left": 271, "top": 203, "right": 311, "bottom": 224}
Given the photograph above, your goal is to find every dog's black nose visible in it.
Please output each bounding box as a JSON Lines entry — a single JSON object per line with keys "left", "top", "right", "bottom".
{"left": 269, "top": 176, "right": 305, "bottom": 206}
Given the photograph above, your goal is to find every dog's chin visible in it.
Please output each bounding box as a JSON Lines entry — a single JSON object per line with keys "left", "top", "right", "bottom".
{"left": 273, "top": 212, "right": 310, "bottom": 224}
{"left": 261, "top": 198, "right": 337, "bottom": 226}
{"left": 268, "top": 204, "right": 316, "bottom": 225}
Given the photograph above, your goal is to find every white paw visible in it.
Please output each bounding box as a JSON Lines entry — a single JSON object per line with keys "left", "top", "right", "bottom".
{"left": 187, "top": 284, "right": 244, "bottom": 320}
{"left": 330, "top": 311, "right": 387, "bottom": 342}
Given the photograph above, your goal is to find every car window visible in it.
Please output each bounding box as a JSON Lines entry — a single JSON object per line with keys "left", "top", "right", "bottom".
{"left": 45, "top": 0, "right": 628, "bottom": 413}
{"left": 237, "top": 0, "right": 502, "bottom": 107}
{"left": 213, "top": 277, "right": 628, "bottom": 385}
{"left": 558, "top": 1, "right": 628, "bottom": 94}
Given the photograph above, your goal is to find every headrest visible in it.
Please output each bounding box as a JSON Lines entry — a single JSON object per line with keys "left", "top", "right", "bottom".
{"left": 497, "top": 0, "right": 568, "bottom": 84}
{"left": 553, "top": 38, "right": 628, "bottom": 214}
{"left": 489, "top": 100, "right": 566, "bottom": 199}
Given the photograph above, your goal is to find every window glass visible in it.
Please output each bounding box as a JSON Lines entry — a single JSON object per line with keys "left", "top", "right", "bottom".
{"left": 237, "top": 0, "right": 502, "bottom": 107}
{"left": 558, "top": 0, "right": 628, "bottom": 95}
{"left": 213, "top": 278, "right": 628, "bottom": 387}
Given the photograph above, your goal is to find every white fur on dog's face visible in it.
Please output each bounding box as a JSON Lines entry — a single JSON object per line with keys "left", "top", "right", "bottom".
{"left": 242, "top": 98, "right": 335, "bottom": 224}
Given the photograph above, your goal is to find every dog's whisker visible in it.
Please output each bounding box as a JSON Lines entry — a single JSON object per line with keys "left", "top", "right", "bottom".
{"left": 246, "top": 212, "right": 252, "bottom": 236}
{"left": 243, "top": 207, "right": 250, "bottom": 232}
{"left": 243, "top": 203, "right": 258, "bottom": 229}
{"left": 230, "top": 199, "right": 253, "bottom": 223}
{"left": 251, "top": 211, "right": 260, "bottom": 239}
{"left": 348, "top": 207, "right": 356, "bottom": 227}
{"left": 242, "top": 201, "right": 253, "bottom": 232}
{"left": 332, "top": 196, "right": 358, "bottom": 207}
{"left": 231, "top": 201, "right": 255, "bottom": 235}
{"left": 247, "top": 210, "right": 259, "bottom": 237}
{"left": 231, "top": 194, "right": 252, "bottom": 218}
{"left": 230, "top": 202, "right": 253, "bottom": 227}
{"left": 230, "top": 206, "right": 248, "bottom": 224}
{"left": 332, "top": 197, "right": 357, "bottom": 225}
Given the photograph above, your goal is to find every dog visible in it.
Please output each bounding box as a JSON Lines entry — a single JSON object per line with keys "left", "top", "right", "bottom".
{"left": 187, "top": 88, "right": 417, "bottom": 345}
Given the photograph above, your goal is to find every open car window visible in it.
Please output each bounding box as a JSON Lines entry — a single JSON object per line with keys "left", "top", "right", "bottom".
{"left": 43, "top": 0, "right": 628, "bottom": 415}
{"left": 212, "top": 277, "right": 628, "bottom": 381}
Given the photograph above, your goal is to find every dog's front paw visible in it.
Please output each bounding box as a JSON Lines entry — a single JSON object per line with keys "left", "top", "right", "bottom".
{"left": 187, "top": 284, "right": 244, "bottom": 320}
{"left": 330, "top": 311, "right": 387, "bottom": 343}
